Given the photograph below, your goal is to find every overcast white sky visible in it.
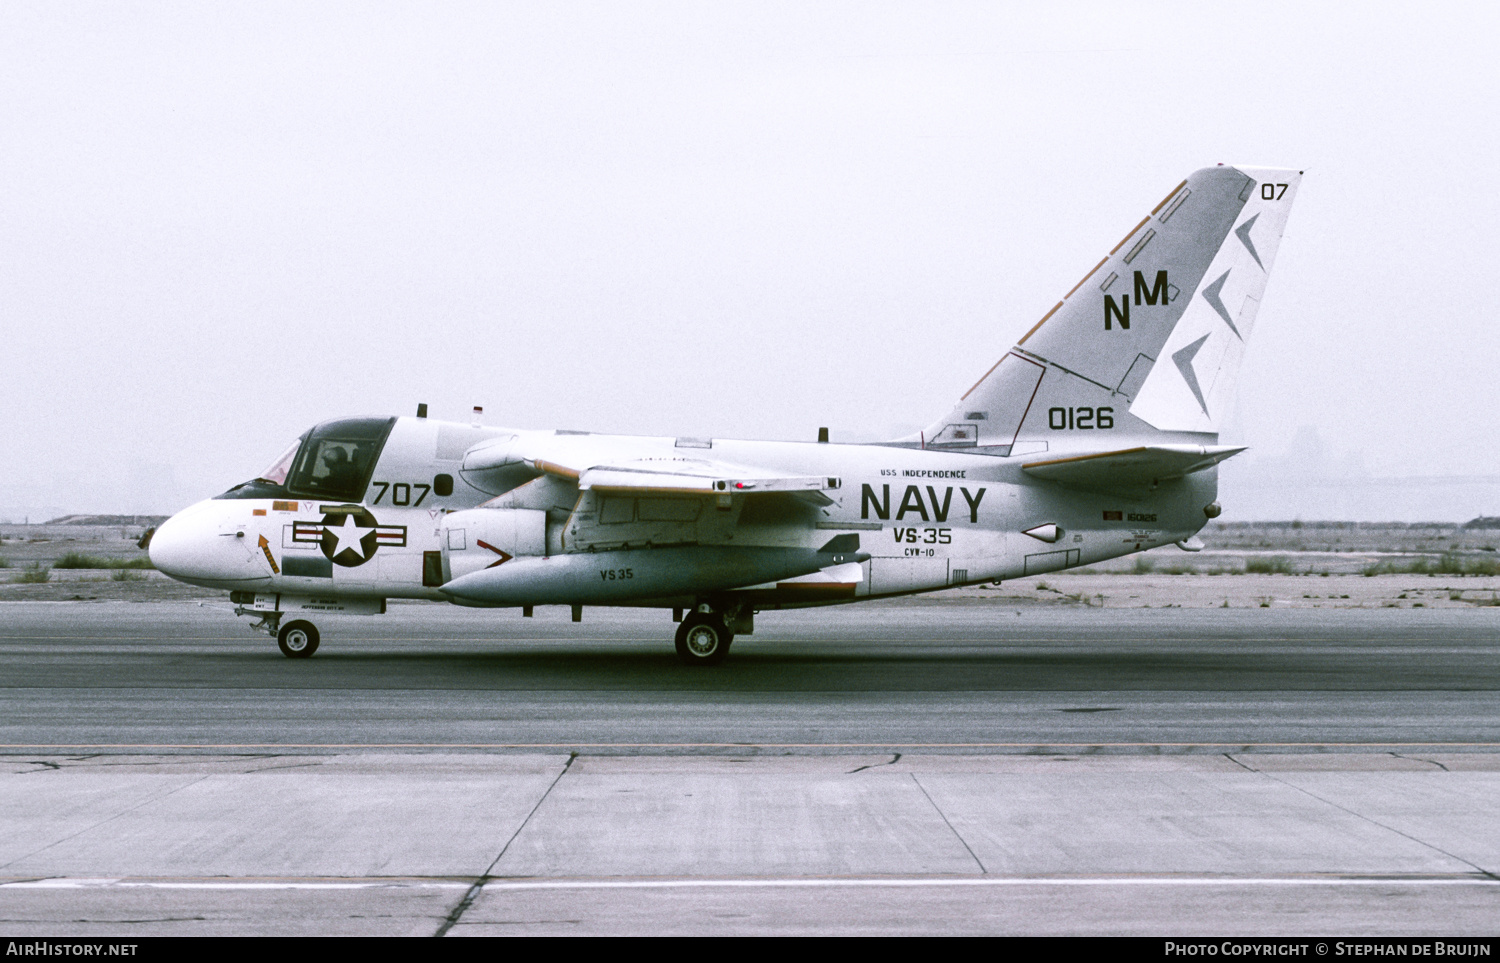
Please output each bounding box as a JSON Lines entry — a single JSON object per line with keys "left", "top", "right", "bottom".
{"left": 3, "top": 1, "right": 1498, "bottom": 521}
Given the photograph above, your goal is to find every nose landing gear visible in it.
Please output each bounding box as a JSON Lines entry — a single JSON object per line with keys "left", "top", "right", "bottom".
{"left": 235, "top": 606, "right": 321, "bottom": 659}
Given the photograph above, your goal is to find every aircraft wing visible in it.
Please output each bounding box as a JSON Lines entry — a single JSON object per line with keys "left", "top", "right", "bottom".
{"left": 1021, "top": 445, "right": 1244, "bottom": 491}
{"left": 473, "top": 434, "right": 841, "bottom": 504}
{"left": 577, "top": 463, "right": 838, "bottom": 499}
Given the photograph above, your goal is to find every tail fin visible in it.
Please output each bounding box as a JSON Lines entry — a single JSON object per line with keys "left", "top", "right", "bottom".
{"left": 915, "top": 165, "right": 1300, "bottom": 452}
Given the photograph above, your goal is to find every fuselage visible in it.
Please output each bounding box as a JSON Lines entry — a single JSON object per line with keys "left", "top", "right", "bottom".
{"left": 150, "top": 413, "right": 1214, "bottom": 610}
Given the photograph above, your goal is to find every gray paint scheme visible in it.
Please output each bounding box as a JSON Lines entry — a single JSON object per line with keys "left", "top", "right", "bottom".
{"left": 922, "top": 166, "right": 1251, "bottom": 448}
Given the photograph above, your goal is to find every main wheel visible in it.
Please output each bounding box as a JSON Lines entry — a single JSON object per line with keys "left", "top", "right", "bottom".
{"left": 277, "top": 619, "right": 320, "bottom": 658}
{"left": 674, "top": 614, "right": 733, "bottom": 666}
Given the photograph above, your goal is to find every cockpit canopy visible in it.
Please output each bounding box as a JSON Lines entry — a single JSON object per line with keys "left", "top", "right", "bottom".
{"left": 218, "top": 417, "right": 396, "bottom": 502}
{"left": 257, "top": 438, "right": 301, "bottom": 487}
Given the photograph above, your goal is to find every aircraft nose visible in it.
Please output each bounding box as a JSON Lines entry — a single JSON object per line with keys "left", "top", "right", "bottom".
{"left": 147, "top": 506, "right": 206, "bottom": 580}
{"left": 149, "top": 500, "right": 265, "bottom": 585}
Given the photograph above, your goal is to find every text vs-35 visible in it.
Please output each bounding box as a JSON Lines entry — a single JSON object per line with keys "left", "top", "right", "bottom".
{"left": 893, "top": 528, "right": 951, "bottom": 544}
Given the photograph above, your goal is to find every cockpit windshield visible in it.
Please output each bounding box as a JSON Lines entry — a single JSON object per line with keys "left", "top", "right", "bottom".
{"left": 283, "top": 417, "right": 396, "bottom": 502}
{"left": 257, "top": 438, "right": 303, "bottom": 486}
{"left": 216, "top": 417, "right": 395, "bottom": 502}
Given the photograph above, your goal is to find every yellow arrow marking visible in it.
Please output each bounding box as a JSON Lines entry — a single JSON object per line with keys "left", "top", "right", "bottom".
{"left": 257, "top": 534, "right": 280, "bottom": 574}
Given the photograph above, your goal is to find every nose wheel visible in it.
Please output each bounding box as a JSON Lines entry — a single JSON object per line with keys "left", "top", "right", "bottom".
{"left": 675, "top": 613, "right": 732, "bottom": 666}
{"left": 277, "top": 619, "right": 320, "bottom": 658}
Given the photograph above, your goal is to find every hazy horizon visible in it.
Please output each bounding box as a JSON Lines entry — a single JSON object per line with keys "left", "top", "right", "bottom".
{"left": 4, "top": 2, "right": 1497, "bottom": 523}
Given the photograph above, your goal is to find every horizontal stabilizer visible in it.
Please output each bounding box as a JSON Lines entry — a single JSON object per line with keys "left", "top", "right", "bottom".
{"left": 1022, "top": 444, "right": 1244, "bottom": 491}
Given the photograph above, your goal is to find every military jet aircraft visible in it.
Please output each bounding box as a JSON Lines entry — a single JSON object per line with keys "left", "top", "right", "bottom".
{"left": 150, "top": 164, "right": 1300, "bottom": 664}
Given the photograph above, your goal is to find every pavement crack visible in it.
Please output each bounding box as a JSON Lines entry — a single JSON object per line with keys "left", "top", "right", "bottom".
{"left": 434, "top": 752, "right": 577, "bottom": 938}
{"left": 1395, "top": 753, "right": 1450, "bottom": 772}
{"left": 1224, "top": 753, "right": 1257, "bottom": 772}
{"left": 18, "top": 761, "right": 60, "bottom": 773}
{"left": 0, "top": 773, "right": 216, "bottom": 872}
{"left": 241, "top": 761, "right": 326, "bottom": 774}
{"left": 910, "top": 773, "right": 986, "bottom": 875}
{"left": 847, "top": 752, "right": 901, "bottom": 774}
{"left": 95, "top": 917, "right": 207, "bottom": 924}
{"left": 1252, "top": 768, "right": 1498, "bottom": 882}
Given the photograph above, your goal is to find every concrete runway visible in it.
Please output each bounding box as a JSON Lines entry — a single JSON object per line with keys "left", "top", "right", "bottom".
{"left": 1, "top": 598, "right": 1498, "bottom": 935}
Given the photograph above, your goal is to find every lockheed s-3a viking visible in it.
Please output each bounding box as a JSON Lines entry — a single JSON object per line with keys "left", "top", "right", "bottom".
{"left": 150, "top": 165, "right": 1301, "bottom": 664}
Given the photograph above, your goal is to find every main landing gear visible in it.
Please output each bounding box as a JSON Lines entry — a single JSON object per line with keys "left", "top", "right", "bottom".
{"left": 675, "top": 614, "right": 732, "bottom": 666}
{"left": 674, "top": 602, "right": 751, "bottom": 666}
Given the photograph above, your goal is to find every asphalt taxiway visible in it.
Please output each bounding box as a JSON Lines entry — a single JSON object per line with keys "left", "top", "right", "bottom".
{"left": 1, "top": 599, "right": 1497, "bottom": 935}
{"left": 1, "top": 599, "right": 1497, "bottom": 748}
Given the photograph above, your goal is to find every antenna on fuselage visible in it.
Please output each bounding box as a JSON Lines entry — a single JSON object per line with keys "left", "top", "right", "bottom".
{"left": 416, "top": 403, "right": 428, "bottom": 418}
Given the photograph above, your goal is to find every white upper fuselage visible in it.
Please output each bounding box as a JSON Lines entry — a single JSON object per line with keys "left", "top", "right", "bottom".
{"left": 149, "top": 414, "right": 1214, "bottom": 608}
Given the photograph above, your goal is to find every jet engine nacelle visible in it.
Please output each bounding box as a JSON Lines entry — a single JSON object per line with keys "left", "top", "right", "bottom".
{"left": 441, "top": 508, "right": 547, "bottom": 582}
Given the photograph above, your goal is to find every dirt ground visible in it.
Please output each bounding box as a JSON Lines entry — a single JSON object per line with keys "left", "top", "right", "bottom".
{"left": 943, "top": 572, "right": 1500, "bottom": 610}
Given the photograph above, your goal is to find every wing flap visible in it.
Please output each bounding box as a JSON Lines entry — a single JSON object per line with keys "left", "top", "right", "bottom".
{"left": 504, "top": 433, "right": 840, "bottom": 496}
{"left": 578, "top": 463, "right": 840, "bottom": 498}
{"left": 1022, "top": 445, "right": 1244, "bottom": 490}
{"left": 578, "top": 468, "right": 715, "bottom": 494}
{"left": 500, "top": 434, "right": 841, "bottom": 507}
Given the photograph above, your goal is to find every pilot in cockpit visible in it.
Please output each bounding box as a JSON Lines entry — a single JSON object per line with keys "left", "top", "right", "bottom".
{"left": 319, "top": 445, "right": 359, "bottom": 491}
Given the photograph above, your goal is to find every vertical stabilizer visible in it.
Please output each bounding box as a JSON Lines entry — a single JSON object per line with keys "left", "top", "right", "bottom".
{"left": 914, "top": 165, "right": 1300, "bottom": 451}
{"left": 1128, "top": 167, "right": 1300, "bottom": 432}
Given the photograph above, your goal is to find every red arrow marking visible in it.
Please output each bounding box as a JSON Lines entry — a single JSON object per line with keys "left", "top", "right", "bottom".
{"left": 476, "top": 539, "right": 513, "bottom": 569}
